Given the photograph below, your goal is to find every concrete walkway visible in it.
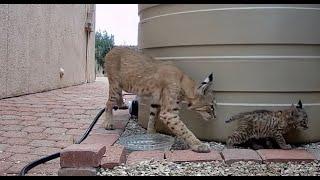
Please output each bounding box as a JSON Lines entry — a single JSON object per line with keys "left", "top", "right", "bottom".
{"left": 0, "top": 77, "right": 115, "bottom": 176}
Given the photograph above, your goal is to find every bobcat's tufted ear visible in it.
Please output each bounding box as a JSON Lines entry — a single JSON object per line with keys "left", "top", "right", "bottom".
{"left": 197, "top": 73, "right": 214, "bottom": 96}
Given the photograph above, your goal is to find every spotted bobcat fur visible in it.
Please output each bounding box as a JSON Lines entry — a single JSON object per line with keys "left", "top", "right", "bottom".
{"left": 226, "top": 100, "right": 308, "bottom": 150}
{"left": 103, "top": 47, "right": 216, "bottom": 153}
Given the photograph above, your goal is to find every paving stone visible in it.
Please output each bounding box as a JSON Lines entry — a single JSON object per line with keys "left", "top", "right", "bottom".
{"left": 101, "top": 145, "right": 126, "bottom": 169}
{"left": 82, "top": 134, "right": 119, "bottom": 146}
{"left": 5, "top": 145, "right": 33, "bottom": 154}
{"left": 58, "top": 167, "right": 97, "bottom": 176}
{"left": 257, "top": 149, "right": 316, "bottom": 163}
{"left": 60, "top": 144, "right": 106, "bottom": 168}
{"left": 22, "top": 126, "right": 46, "bottom": 133}
{"left": 221, "top": 148, "right": 262, "bottom": 164}
{"left": 165, "top": 150, "right": 223, "bottom": 163}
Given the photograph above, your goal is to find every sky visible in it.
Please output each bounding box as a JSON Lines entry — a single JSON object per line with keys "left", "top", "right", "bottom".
{"left": 95, "top": 4, "right": 139, "bottom": 46}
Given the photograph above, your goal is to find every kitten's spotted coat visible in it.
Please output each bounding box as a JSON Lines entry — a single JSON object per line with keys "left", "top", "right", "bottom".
{"left": 226, "top": 100, "right": 308, "bottom": 150}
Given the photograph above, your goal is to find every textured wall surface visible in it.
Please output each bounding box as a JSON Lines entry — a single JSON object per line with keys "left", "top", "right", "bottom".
{"left": 0, "top": 4, "right": 95, "bottom": 99}
{"left": 138, "top": 4, "right": 320, "bottom": 143}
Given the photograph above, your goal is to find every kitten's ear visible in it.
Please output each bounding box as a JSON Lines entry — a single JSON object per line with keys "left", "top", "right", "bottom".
{"left": 297, "top": 100, "right": 303, "bottom": 109}
{"left": 197, "top": 73, "right": 214, "bottom": 96}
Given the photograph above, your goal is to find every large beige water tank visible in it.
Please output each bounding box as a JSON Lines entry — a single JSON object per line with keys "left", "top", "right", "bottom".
{"left": 137, "top": 4, "right": 320, "bottom": 143}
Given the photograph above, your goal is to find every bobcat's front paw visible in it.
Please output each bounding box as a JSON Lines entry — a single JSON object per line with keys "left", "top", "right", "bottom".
{"left": 191, "top": 143, "right": 211, "bottom": 153}
{"left": 103, "top": 121, "right": 114, "bottom": 130}
{"left": 280, "top": 144, "right": 292, "bottom": 150}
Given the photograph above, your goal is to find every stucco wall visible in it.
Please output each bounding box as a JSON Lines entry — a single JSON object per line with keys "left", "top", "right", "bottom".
{"left": 0, "top": 4, "right": 96, "bottom": 99}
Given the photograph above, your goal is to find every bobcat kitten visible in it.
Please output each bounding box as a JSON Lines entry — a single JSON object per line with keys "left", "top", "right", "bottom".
{"left": 226, "top": 100, "right": 308, "bottom": 150}
{"left": 103, "top": 47, "right": 216, "bottom": 153}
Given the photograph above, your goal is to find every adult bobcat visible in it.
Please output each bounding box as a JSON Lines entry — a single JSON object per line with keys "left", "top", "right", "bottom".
{"left": 103, "top": 47, "right": 216, "bottom": 153}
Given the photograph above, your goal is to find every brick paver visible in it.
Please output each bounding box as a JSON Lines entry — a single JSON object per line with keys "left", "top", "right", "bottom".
{"left": 8, "top": 153, "right": 41, "bottom": 163}
{"left": 0, "top": 136, "right": 7, "bottom": 143}
{"left": 0, "top": 77, "right": 126, "bottom": 176}
{"left": 0, "top": 161, "right": 13, "bottom": 175}
{"left": 0, "top": 152, "right": 13, "bottom": 161}
{"left": 82, "top": 134, "right": 120, "bottom": 146}
{"left": 60, "top": 144, "right": 106, "bottom": 168}
{"left": 29, "top": 140, "right": 56, "bottom": 147}
{"left": 0, "top": 144, "right": 9, "bottom": 152}
{"left": 29, "top": 147, "right": 62, "bottom": 156}
{"left": 257, "top": 149, "right": 316, "bottom": 163}
{"left": 165, "top": 150, "right": 223, "bottom": 163}
{"left": 6, "top": 163, "right": 27, "bottom": 175}
{"left": 2, "top": 131, "right": 28, "bottom": 138}
{"left": 101, "top": 145, "right": 126, "bottom": 169}
{"left": 27, "top": 133, "right": 49, "bottom": 140}
{"left": 54, "top": 141, "right": 73, "bottom": 149}
{"left": 29, "top": 163, "right": 60, "bottom": 176}
{"left": 5, "top": 145, "right": 34, "bottom": 154}
{"left": 5, "top": 138, "right": 31, "bottom": 145}
{"left": 221, "top": 148, "right": 262, "bottom": 164}
{"left": 22, "top": 126, "right": 46, "bottom": 133}
{"left": 58, "top": 167, "right": 97, "bottom": 176}
{"left": 43, "top": 127, "right": 67, "bottom": 134}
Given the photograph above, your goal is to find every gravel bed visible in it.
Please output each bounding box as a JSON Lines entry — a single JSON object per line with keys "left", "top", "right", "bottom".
{"left": 97, "top": 160, "right": 320, "bottom": 176}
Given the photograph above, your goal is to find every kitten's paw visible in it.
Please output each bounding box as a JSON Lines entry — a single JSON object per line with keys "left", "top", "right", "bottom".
{"left": 103, "top": 121, "right": 114, "bottom": 130}
{"left": 191, "top": 143, "right": 211, "bottom": 153}
{"left": 280, "top": 144, "right": 292, "bottom": 150}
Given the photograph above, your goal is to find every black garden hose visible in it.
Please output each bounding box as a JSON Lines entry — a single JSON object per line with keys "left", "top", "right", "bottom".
{"left": 19, "top": 108, "right": 106, "bottom": 176}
